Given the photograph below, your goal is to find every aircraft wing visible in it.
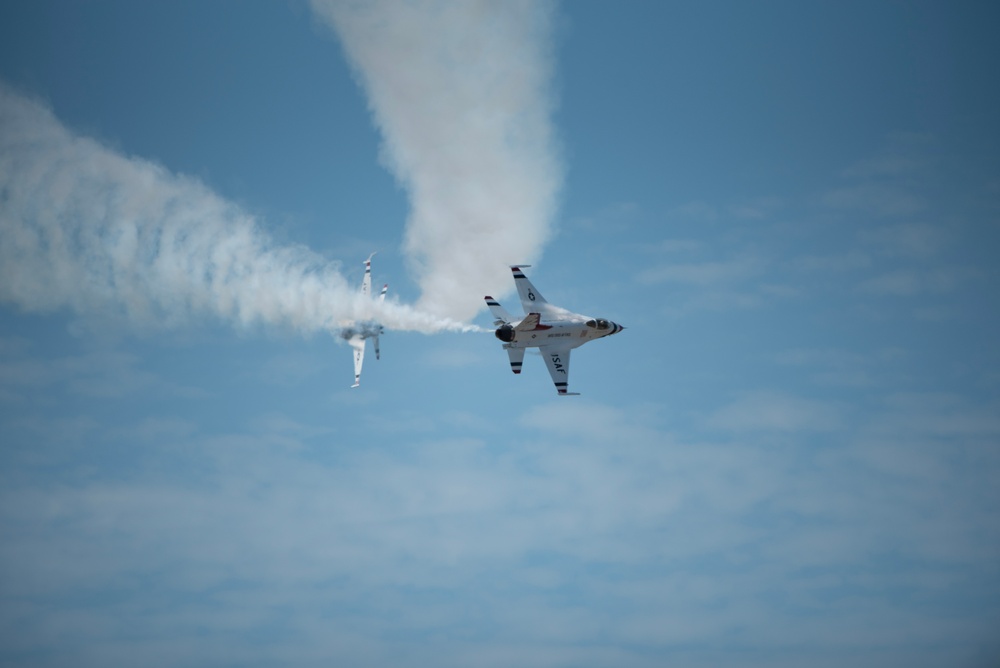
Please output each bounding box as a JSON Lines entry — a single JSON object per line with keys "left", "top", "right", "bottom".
{"left": 350, "top": 338, "right": 366, "bottom": 388}
{"left": 540, "top": 346, "right": 579, "bottom": 396}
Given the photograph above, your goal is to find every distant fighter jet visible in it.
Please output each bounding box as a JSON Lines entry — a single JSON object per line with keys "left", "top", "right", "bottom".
{"left": 343, "top": 253, "right": 387, "bottom": 388}
{"left": 485, "top": 266, "right": 624, "bottom": 395}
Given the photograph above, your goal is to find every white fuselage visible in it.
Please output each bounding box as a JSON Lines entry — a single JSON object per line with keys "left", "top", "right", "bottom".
{"left": 340, "top": 320, "right": 383, "bottom": 342}
{"left": 495, "top": 316, "right": 623, "bottom": 350}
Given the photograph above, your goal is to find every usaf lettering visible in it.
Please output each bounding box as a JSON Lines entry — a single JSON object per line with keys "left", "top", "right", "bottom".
{"left": 551, "top": 355, "right": 566, "bottom": 374}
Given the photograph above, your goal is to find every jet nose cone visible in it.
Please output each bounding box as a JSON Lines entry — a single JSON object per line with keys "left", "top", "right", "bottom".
{"left": 612, "top": 322, "right": 625, "bottom": 334}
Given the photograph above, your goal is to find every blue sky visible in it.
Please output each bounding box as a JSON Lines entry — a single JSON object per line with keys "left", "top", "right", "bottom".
{"left": 1, "top": 1, "right": 999, "bottom": 666}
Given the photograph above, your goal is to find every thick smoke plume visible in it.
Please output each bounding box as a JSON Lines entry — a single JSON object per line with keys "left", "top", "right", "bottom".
{"left": 0, "top": 84, "right": 474, "bottom": 335}
{"left": 311, "top": 0, "right": 562, "bottom": 322}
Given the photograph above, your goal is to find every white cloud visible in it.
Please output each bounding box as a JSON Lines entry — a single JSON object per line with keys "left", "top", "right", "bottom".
{"left": 666, "top": 200, "right": 720, "bottom": 221}
{"left": 634, "top": 248, "right": 788, "bottom": 316}
{"left": 840, "top": 133, "right": 935, "bottom": 179}
{"left": 822, "top": 183, "right": 925, "bottom": 217}
{"left": 0, "top": 83, "right": 474, "bottom": 335}
{"left": 648, "top": 238, "right": 705, "bottom": 255}
{"left": 0, "top": 346, "right": 207, "bottom": 401}
{"left": 636, "top": 256, "right": 764, "bottom": 287}
{"left": 420, "top": 346, "right": 487, "bottom": 369}
{"left": 708, "top": 391, "right": 843, "bottom": 432}
{"left": 792, "top": 250, "right": 872, "bottom": 273}
{"left": 841, "top": 154, "right": 929, "bottom": 180}
{"left": 859, "top": 266, "right": 974, "bottom": 296}
{"left": 571, "top": 201, "right": 640, "bottom": 233}
{"left": 858, "top": 269, "right": 922, "bottom": 296}
{"left": 861, "top": 221, "right": 950, "bottom": 258}
{"left": 728, "top": 196, "right": 783, "bottom": 220}
{"left": 2, "top": 385, "right": 999, "bottom": 665}
{"left": 310, "top": 0, "right": 562, "bottom": 322}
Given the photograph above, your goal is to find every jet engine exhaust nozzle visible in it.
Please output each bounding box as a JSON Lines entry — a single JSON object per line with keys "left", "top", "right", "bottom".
{"left": 495, "top": 324, "right": 515, "bottom": 343}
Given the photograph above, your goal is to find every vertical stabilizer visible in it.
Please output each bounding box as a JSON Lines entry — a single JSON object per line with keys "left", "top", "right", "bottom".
{"left": 361, "top": 252, "right": 376, "bottom": 297}
{"left": 511, "top": 265, "right": 548, "bottom": 313}
{"left": 484, "top": 296, "right": 515, "bottom": 325}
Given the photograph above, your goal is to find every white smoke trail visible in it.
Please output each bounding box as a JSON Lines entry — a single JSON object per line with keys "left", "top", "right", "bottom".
{"left": 311, "top": 0, "right": 562, "bottom": 322}
{"left": 0, "top": 84, "right": 476, "bottom": 336}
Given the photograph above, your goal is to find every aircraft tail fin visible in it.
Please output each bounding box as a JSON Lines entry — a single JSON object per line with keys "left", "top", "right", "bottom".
{"left": 484, "top": 296, "right": 515, "bottom": 325}
{"left": 361, "top": 253, "right": 376, "bottom": 298}
{"left": 511, "top": 265, "right": 549, "bottom": 312}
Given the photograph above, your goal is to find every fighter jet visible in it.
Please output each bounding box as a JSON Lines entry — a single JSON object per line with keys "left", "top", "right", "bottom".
{"left": 484, "top": 266, "right": 624, "bottom": 396}
{"left": 343, "top": 253, "right": 388, "bottom": 388}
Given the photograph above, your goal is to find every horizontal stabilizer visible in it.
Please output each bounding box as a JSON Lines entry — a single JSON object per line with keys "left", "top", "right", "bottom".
{"left": 506, "top": 347, "right": 525, "bottom": 374}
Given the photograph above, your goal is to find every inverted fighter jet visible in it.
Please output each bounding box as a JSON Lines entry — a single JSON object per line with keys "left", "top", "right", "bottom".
{"left": 343, "top": 253, "right": 387, "bottom": 388}
{"left": 485, "top": 266, "right": 624, "bottom": 396}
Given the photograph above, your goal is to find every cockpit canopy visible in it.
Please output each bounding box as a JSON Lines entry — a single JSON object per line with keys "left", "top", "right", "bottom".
{"left": 586, "top": 319, "right": 611, "bottom": 330}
